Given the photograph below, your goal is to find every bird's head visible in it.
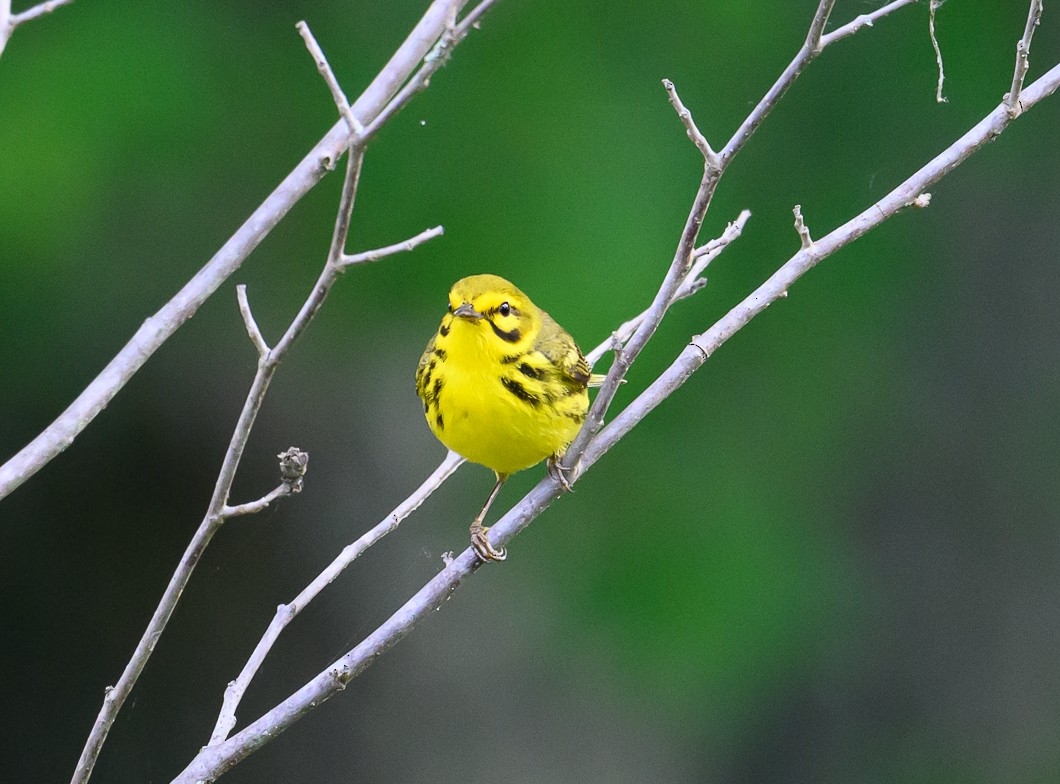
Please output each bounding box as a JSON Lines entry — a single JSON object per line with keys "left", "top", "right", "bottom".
{"left": 441, "top": 274, "right": 542, "bottom": 357}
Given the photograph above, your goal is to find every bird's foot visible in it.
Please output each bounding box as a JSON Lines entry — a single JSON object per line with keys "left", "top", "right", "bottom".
{"left": 547, "top": 456, "right": 575, "bottom": 493}
{"left": 470, "top": 521, "right": 506, "bottom": 562}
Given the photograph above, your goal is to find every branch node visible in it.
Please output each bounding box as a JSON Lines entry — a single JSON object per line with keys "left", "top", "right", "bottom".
{"left": 793, "top": 205, "right": 815, "bottom": 250}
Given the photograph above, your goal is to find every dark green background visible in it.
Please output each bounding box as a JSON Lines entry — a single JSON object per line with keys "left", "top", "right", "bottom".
{"left": 2, "top": 1, "right": 1058, "bottom": 781}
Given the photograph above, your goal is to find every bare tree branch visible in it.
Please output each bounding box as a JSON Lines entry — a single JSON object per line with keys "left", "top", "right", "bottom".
{"left": 208, "top": 450, "right": 464, "bottom": 745}
{"left": 0, "top": 0, "right": 73, "bottom": 56}
{"left": 67, "top": 3, "right": 486, "bottom": 781}
{"left": 564, "top": 0, "right": 912, "bottom": 478}
{"left": 0, "top": 0, "right": 476, "bottom": 502}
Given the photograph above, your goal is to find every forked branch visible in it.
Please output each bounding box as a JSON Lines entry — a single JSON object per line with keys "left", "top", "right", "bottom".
{"left": 68, "top": 5, "right": 481, "bottom": 783}
{"left": 0, "top": 0, "right": 73, "bottom": 56}
{"left": 0, "top": 0, "right": 475, "bottom": 502}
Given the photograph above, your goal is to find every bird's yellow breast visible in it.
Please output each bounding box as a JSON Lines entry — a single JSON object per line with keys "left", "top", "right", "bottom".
{"left": 416, "top": 276, "right": 590, "bottom": 477}
{"left": 423, "top": 319, "right": 585, "bottom": 475}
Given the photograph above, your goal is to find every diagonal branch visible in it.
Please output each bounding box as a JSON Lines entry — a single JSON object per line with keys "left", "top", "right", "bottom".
{"left": 0, "top": 0, "right": 476, "bottom": 503}
{"left": 172, "top": 58, "right": 1060, "bottom": 784}
{"left": 208, "top": 450, "right": 463, "bottom": 745}
{"left": 563, "top": 0, "right": 908, "bottom": 482}
{"left": 67, "top": 4, "right": 486, "bottom": 782}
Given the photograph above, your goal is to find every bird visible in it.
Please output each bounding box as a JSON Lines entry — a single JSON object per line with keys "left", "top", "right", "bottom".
{"left": 416, "top": 274, "right": 596, "bottom": 562}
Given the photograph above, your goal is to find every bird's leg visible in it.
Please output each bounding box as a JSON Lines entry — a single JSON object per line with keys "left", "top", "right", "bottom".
{"left": 547, "top": 455, "right": 574, "bottom": 493}
{"left": 470, "top": 473, "right": 508, "bottom": 562}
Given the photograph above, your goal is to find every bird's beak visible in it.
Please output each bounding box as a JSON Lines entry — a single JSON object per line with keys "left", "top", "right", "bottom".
{"left": 453, "top": 302, "right": 483, "bottom": 321}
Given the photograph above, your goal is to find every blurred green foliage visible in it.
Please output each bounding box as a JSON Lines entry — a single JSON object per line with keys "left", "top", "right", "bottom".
{"left": 1, "top": 1, "right": 1058, "bottom": 782}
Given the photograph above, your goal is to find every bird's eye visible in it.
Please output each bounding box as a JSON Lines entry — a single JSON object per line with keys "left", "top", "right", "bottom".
{"left": 499, "top": 302, "right": 511, "bottom": 317}
{"left": 447, "top": 302, "right": 453, "bottom": 313}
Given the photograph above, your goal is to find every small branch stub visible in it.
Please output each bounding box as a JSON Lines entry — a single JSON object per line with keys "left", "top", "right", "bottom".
{"left": 793, "top": 205, "right": 814, "bottom": 249}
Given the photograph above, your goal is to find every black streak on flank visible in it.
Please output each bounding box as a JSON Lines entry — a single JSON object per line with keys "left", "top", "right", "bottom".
{"left": 439, "top": 322, "right": 451, "bottom": 337}
{"left": 500, "top": 353, "right": 523, "bottom": 364}
{"left": 435, "top": 412, "right": 444, "bottom": 430}
{"left": 487, "top": 319, "right": 521, "bottom": 343}
{"left": 566, "top": 411, "right": 586, "bottom": 423}
{"left": 432, "top": 348, "right": 447, "bottom": 361}
{"left": 518, "top": 363, "right": 544, "bottom": 380}
{"left": 501, "top": 377, "right": 539, "bottom": 407}
{"left": 432, "top": 377, "right": 443, "bottom": 406}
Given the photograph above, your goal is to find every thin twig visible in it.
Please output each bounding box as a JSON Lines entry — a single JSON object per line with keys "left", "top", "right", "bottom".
{"left": 1006, "top": 0, "right": 1044, "bottom": 116}
{"left": 208, "top": 451, "right": 464, "bottom": 744}
{"left": 173, "top": 61, "right": 1060, "bottom": 784}
{"left": 662, "top": 78, "right": 719, "bottom": 167}
{"left": 236, "top": 285, "right": 270, "bottom": 357}
{"left": 222, "top": 482, "right": 299, "bottom": 518}
{"left": 0, "top": 0, "right": 73, "bottom": 56}
{"left": 929, "top": 0, "right": 948, "bottom": 103}
{"left": 0, "top": 0, "right": 476, "bottom": 502}
{"left": 337, "top": 226, "right": 445, "bottom": 268}
{"left": 820, "top": 0, "right": 918, "bottom": 48}
{"left": 297, "top": 21, "right": 364, "bottom": 138}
